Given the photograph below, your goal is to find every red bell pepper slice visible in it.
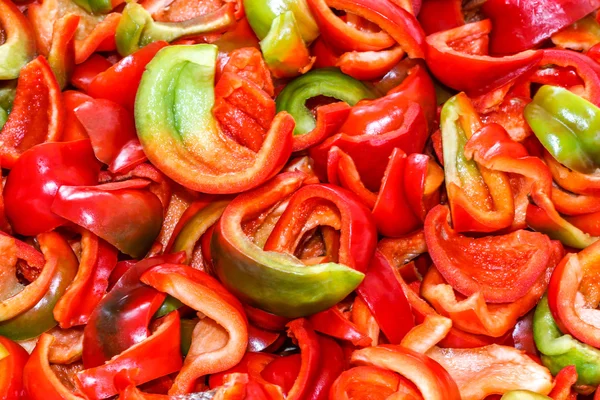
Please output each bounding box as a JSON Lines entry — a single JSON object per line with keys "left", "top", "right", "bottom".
{"left": 53, "top": 231, "right": 118, "bottom": 328}
{"left": 418, "top": 0, "right": 463, "bottom": 35}
{"left": 371, "top": 149, "right": 425, "bottom": 237}
{"left": 356, "top": 251, "right": 415, "bottom": 344}
{"left": 307, "top": 0, "right": 425, "bottom": 58}
{"left": 548, "top": 366, "right": 578, "bottom": 400}
{"left": 280, "top": 319, "right": 320, "bottom": 400}
{"left": 219, "top": 47, "right": 274, "bottom": 97}
{"left": 51, "top": 179, "right": 163, "bottom": 258}
{"left": 336, "top": 47, "right": 406, "bottom": 81}
{"left": 47, "top": 14, "right": 79, "bottom": 90}
{"left": 70, "top": 54, "right": 112, "bottom": 92}
{"left": 482, "top": 0, "right": 600, "bottom": 55}
{"left": 427, "top": 345, "right": 554, "bottom": 399}
{"left": 23, "top": 333, "right": 84, "bottom": 400}
{"left": 310, "top": 101, "right": 427, "bottom": 191}
{"left": 3, "top": 140, "right": 100, "bottom": 236}
{"left": 326, "top": 146, "right": 378, "bottom": 208}
{"left": 81, "top": 252, "right": 184, "bottom": 368}
{"left": 209, "top": 352, "right": 278, "bottom": 389}
{"left": 0, "top": 336, "right": 29, "bottom": 399}
{"left": 292, "top": 102, "right": 351, "bottom": 152}
{"left": 0, "top": 56, "right": 64, "bottom": 169}
{"left": 400, "top": 314, "right": 452, "bottom": 354}
{"left": 263, "top": 183, "right": 376, "bottom": 273}
{"left": 308, "top": 335, "right": 345, "bottom": 400}
{"left": 62, "top": 91, "right": 93, "bottom": 141}
{"left": 244, "top": 305, "right": 291, "bottom": 332}
{"left": 424, "top": 204, "right": 552, "bottom": 303}
{"left": 140, "top": 263, "right": 248, "bottom": 395}
{"left": 86, "top": 41, "right": 168, "bottom": 111}
{"left": 547, "top": 240, "right": 600, "bottom": 348}
{"left": 425, "top": 20, "right": 543, "bottom": 96}
{"left": 329, "top": 366, "right": 404, "bottom": 400}
{"left": 308, "top": 307, "right": 371, "bottom": 347}
{"left": 75, "top": 312, "right": 182, "bottom": 400}
{"left": 261, "top": 354, "right": 302, "bottom": 395}
{"left": 74, "top": 98, "right": 147, "bottom": 173}
{"left": 352, "top": 344, "right": 461, "bottom": 400}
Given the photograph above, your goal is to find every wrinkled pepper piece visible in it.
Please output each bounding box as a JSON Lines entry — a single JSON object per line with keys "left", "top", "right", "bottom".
{"left": 115, "top": 2, "right": 236, "bottom": 56}
{"left": 136, "top": 44, "right": 294, "bottom": 194}
{"left": 140, "top": 263, "right": 248, "bottom": 395}
{"left": 534, "top": 295, "right": 600, "bottom": 387}
{"left": 212, "top": 172, "right": 366, "bottom": 318}
{"left": 276, "top": 67, "right": 375, "bottom": 136}
{"left": 0, "top": 0, "right": 36, "bottom": 80}
{"left": 525, "top": 85, "right": 600, "bottom": 174}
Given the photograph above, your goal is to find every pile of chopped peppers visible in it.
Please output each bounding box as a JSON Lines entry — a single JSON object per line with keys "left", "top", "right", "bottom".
{"left": 7, "top": 0, "right": 600, "bottom": 399}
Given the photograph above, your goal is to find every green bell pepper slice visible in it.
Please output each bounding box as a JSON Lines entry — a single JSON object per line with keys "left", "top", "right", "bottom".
{"left": 115, "top": 2, "right": 236, "bottom": 56}
{"left": 211, "top": 172, "right": 365, "bottom": 318}
{"left": 244, "top": 0, "right": 318, "bottom": 42}
{"left": 501, "top": 391, "right": 551, "bottom": 399}
{"left": 533, "top": 295, "right": 600, "bottom": 386}
{"left": 0, "top": 233, "right": 78, "bottom": 341}
{"left": 0, "top": 0, "right": 36, "bottom": 80}
{"left": 276, "top": 67, "right": 376, "bottom": 136}
{"left": 260, "top": 11, "right": 312, "bottom": 78}
{"left": 525, "top": 85, "right": 600, "bottom": 174}
{"left": 72, "top": 0, "right": 112, "bottom": 14}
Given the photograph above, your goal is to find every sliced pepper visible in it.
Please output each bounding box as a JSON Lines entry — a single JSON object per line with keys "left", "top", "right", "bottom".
{"left": 424, "top": 205, "right": 552, "bottom": 303}
{"left": 441, "top": 94, "right": 515, "bottom": 232}
{"left": 482, "top": 0, "right": 600, "bottom": 55}
{"left": 75, "top": 312, "right": 182, "bottom": 399}
{"left": 140, "top": 263, "right": 248, "bottom": 395}
{"left": 51, "top": 180, "right": 163, "bottom": 258}
{"left": 0, "top": 232, "right": 78, "bottom": 341}
{"left": 418, "top": 0, "right": 463, "bottom": 35}
{"left": 329, "top": 366, "right": 403, "bottom": 400}
{"left": 534, "top": 295, "right": 600, "bottom": 387}
{"left": 53, "top": 231, "right": 118, "bottom": 328}
{"left": 425, "top": 20, "right": 543, "bottom": 95}
{"left": 525, "top": 85, "right": 600, "bottom": 174}
{"left": 81, "top": 252, "right": 184, "bottom": 368}
{"left": 0, "top": 56, "right": 64, "bottom": 169}
{"left": 135, "top": 44, "right": 294, "bottom": 194}
{"left": 212, "top": 172, "right": 366, "bottom": 318}
{"left": 427, "top": 345, "right": 554, "bottom": 399}
{"left": 244, "top": 0, "right": 318, "bottom": 41}
{"left": 275, "top": 67, "right": 375, "bottom": 136}
{"left": 47, "top": 14, "right": 79, "bottom": 90}
{"left": 352, "top": 345, "right": 461, "bottom": 400}
{"left": 0, "top": 336, "right": 29, "bottom": 399}
{"left": 259, "top": 11, "right": 314, "bottom": 78}
{"left": 0, "top": 0, "right": 36, "bottom": 80}
{"left": 115, "top": 3, "right": 235, "bottom": 56}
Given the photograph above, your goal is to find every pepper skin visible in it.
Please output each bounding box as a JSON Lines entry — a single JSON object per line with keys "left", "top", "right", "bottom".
{"left": 0, "top": 0, "right": 36, "bottom": 80}
{"left": 212, "top": 172, "right": 367, "bottom": 318}
{"left": 135, "top": 44, "right": 294, "bottom": 194}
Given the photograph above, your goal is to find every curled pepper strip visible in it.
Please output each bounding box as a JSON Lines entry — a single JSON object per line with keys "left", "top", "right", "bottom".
{"left": 115, "top": 2, "right": 236, "bottom": 56}
{"left": 307, "top": 0, "right": 425, "bottom": 57}
{"left": 136, "top": 44, "right": 294, "bottom": 194}
{"left": 23, "top": 333, "right": 85, "bottom": 400}
{"left": 48, "top": 14, "right": 79, "bottom": 90}
{"left": 75, "top": 312, "right": 183, "bottom": 399}
{"left": 140, "top": 263, "right": 248, "bottom": 395}
{"left": 424, "top": 204, "right": 552, "bottom": 304}
{"left": 351, "top": 345, "right": 461, "bottom": 400}
{"left": 329, "top": 366, "right": 403, "bottom": 400}
{"left": 400, "top": 314, "right": 452, "bottom": 354}
{"left": 0, "top": 56, "right": 64, "bottom": 169}
{"left": 441, "top": 94, "right": 515, "bottom": 233}
{"left": 427, "top": 345, "right": 554, "bottom": 400}
{"left": 212, "top": 172, "right": 366, "bottom": 318}
{"left": 336, "top": 46, "right": 406, "bottom": 81}
{"left": 0, "top": 0, "right": 36, "bottom": 80}
{"left": 425, "top": 20, "right": 543, "bottom": 96}
{"left": 53, "top": 231, "right": 118, "bottom": 329}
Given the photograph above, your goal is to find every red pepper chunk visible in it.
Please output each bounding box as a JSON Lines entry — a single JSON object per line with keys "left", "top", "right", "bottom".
{"left": 424, "top": 205, "right": 552, "bottom": 303}
{"left": 0, "top": 336, "right": 29, "bottom": 400}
